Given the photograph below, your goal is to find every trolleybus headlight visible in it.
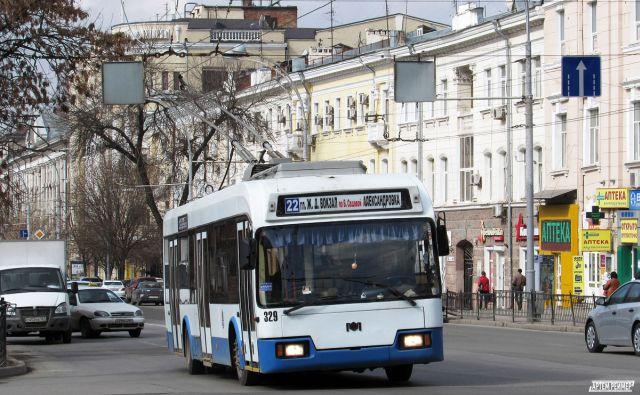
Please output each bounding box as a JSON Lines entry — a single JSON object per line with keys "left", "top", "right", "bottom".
{"left": 399, "top": 333, "right": 431, "bottom": 349}
{"left": 275, "top": 341, "right": 309, "bottom": 358}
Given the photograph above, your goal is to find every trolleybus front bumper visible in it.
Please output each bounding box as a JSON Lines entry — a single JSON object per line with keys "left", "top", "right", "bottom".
{"left": 256, "top": 327, "right": 443, "bottom": 374}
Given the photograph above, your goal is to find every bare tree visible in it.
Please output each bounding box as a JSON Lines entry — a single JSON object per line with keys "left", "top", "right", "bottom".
{"left": 71, "top": 153, "right": 156, "bottom": 279}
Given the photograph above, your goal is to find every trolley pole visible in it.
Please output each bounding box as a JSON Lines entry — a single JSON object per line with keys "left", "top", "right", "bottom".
{"left": 524, "top": 0, "right": 536, "bottom": 322}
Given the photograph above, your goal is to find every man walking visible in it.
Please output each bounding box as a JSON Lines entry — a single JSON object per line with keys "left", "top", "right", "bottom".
{"left": 512, "top": 268, "right": 526, "bottom": 311}
{"left": 478, "top": 271, "right": 490, "bottom": 309}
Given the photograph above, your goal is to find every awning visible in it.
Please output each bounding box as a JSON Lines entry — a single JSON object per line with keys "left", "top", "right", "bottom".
{"left": 533, "top": 189, "right": 577, "bottom": 204}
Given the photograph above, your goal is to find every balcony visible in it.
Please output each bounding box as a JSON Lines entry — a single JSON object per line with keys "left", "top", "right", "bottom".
{"left": 286, "top": 132, "right": 304, "bottom": 157}
{"left": 210, "top": 30, "right": 261, "bottom": 43}
{"left": 367, "top": 122, "right": 388, "bottom": 148}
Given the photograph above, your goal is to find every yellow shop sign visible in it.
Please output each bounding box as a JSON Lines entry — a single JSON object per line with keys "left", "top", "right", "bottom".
{"left": 580, "top": 229, "right": 612, "bottom": 252}
{"left": 595, "top": 188, "right": 629, "bottom": 208}
{"left": 621, "top": 218, "right": 638, "bottom": 244}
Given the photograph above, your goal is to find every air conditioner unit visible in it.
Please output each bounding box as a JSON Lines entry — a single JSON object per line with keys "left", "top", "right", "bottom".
{"left": 492, "top": 105, "right": 507, "bottom": 120}
{"left": 493, "top": 204, "right": 504, "bottom": 217}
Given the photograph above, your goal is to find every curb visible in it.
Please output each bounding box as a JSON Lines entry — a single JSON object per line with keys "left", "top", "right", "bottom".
{"left": 446, "top": 319, "right": 584, "bottom": 333}
{"left": 0, "top": 357, "right": 28, "bottom": 378}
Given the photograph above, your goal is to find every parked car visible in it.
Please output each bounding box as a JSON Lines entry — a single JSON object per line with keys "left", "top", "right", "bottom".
{"left": 69, "top": 288, "right": 144, "bottom": 338}
{"left": 124, "top": 277, "right": 157, "bottom": 302}
{"left": 80, "top": 277, "right": 103, "bottom": 287}
{"left": 585, "top": 280, "right": 640, "bottom": 356}
{"left": 131, "top": 281, "right": 164, "bottom": 306}
{"left": 102, "top": 280, "right": 126, "bottom": 298}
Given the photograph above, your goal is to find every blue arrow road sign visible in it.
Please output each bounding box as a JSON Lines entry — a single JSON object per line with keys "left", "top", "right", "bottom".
{"left": 562, "top": 56, "right": 601, "bottom": 97}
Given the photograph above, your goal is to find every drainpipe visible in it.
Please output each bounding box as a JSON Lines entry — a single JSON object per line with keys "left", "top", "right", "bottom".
{"left": 493, "top": 20, "right": 514, "bottom": 290}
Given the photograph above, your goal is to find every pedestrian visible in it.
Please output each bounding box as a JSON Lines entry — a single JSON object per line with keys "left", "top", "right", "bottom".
{"left": 603, "top": 271, "right": 620, "bottom": 297}
{"left": 511, "top": 268, "right": 526, "bottom": 311}
{"left": 477, "top": 271, "right": 490, "bottom": 309}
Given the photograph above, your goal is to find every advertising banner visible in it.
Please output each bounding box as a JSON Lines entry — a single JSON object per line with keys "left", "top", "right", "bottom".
{"left": 595, "top": 188, "right": 629, "bottom": 208}
{"left": 620, "top": 218, "right": 638, "bottom": 244}
{"left": 541, "top": 220, "right": 572, "bottom": 251}
{"left": 572, "top": 256, "right": 584, "bottom": 295}
{"left": 580, "top": 229, "right": 612, "bottom": 252}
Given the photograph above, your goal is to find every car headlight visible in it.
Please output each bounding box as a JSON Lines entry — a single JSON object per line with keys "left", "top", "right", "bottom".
{"left": 399, "top": 333, "right": 431, "bottom": 349}
{"left": 134, "top": 309, "right": 143, "bottom": 317}
{"left": 275, "top": 341, "right": 309, "bottom": 358}
{"left": 94, "top": 310, "right": 110, "bottom": 317}
{"left": 54, "top": 302, "right": 68, "bottom": 315}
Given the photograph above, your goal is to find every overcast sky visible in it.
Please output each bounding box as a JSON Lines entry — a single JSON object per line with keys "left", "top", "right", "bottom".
{"left": 79, "top": 0, "right": 508, "bottom": 30}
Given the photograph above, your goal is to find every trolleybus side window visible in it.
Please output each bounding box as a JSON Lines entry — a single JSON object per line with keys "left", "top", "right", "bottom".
{"left": 178, "top": 237, "right": 190, "bottom": 303}
{"left": 257, "top": 219, "right": 441, "bottom": 307}
{"left": 207, "top": 219, "right": 240, "bottom": 304}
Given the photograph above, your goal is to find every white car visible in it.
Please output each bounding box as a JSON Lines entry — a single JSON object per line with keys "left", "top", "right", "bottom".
{"left": 102, "top": 280, "right": 126, "bottom": 298}
{"left": 69, "top": 288, "right": 144, "bottom": 338}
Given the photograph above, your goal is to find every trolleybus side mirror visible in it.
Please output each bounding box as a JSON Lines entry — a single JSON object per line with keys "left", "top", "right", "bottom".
{"left": 436, "top": 213, "right": 450, "bottom": 257}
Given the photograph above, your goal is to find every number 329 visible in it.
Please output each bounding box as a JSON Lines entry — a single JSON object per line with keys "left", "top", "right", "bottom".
{"left": 264, "top": 311, "right": 278, "bottom": 322}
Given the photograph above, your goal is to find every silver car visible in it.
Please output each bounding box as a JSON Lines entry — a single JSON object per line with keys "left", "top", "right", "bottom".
{"left": 585, "top": 280, "right": 640, "bottom": 356}
{"left": 102, "top": 280, "right": 126, "bottom": 298}
{"left": 69, "top": 288, "right": 144, "bottom": 338}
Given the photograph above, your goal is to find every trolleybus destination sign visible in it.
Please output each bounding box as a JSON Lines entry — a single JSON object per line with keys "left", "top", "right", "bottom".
{"left": 279, "top": 191, "right": 408, "bottom": 216}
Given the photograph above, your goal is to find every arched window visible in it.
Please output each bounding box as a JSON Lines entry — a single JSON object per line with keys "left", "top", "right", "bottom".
{"left": 484, "top": 152, "right": 493, "bottom": 201}
{"left": 368, "top": 159, "right": 376, "bottom": 174}
{"left": 534, "top": 147, "right": 543, "bottom": 193}
{"left": 401, "top": 160, "right": 408, "bottom": 174}
{"left": 440, "top": 156, "right": 448, "bottom": 203}
{"left": 518, "top": 147, "right": 526, "bottom": 200}
{"left": 381, "top": 158, "right": 389, "bottom": 174}
{"left": 427, "top": 157, "right": 435, "bottom": 196}
{"left": 410, "top": 159, "right": 418, "bottom": 176}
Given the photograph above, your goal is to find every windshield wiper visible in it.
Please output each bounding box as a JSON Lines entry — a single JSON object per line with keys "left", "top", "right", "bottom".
{"left": 283, "top": 295, "right": 339, "bottom": 316}
{"left": 340, "top": 278, "right": 417, "bottom": 307}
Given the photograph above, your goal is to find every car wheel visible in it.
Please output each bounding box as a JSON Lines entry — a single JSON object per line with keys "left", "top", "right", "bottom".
{"left": 44, "top": 334, "right": 56, "bottom": 344}
{"left": 633, "top": 323, "right": 640, "bottom": 357}
{"left": 232, "top": 337, "right": 259, "bottom": 386}
{"left": 129, "top": 328, "right": 142, "bottom": 338}
{"left": 385, "top": 364, "right": 413, "bottom": 383}
{"left": 80, "top": 317, "right": 95, "bottom": 339}
{"left": 184, "top": 333, "right": 204, "bottom": 374}
{"left": 585, "top": 321, "right": 605, "bottom": 353}
{"left": 62, "top": 330, "right": 72, "bottom": 344}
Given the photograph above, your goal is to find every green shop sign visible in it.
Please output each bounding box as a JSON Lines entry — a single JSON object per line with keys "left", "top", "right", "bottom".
{"left": 541, "top": 220, "right": 572, "bottom": 251}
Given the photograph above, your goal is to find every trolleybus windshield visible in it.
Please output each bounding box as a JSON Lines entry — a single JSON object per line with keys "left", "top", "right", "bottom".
{"left": 257, "top": 219, "right": 441, "bottom": 308}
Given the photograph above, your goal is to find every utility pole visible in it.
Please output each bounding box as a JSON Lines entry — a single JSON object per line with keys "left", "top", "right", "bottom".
{"left": 524, "top": 0, "right": 536, "bottom": 321}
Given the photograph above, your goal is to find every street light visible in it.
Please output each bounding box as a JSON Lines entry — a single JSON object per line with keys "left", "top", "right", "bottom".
{"left": 223, "top": 45, "right": 311, "bottom": 161}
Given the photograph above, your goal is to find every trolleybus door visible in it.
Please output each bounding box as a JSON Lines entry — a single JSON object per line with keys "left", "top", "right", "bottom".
{"left": 168, "top": 239, "right": 181, "bottom": 350}
{"left": 237, "top": 220, "right": 257, "bottom": 367}
{"left": 195, "top": 232, "right": 212, "bottom": 355}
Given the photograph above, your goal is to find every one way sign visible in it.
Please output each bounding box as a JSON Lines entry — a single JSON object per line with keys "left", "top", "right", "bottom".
{"left": 562, "top": 56, "right": 601, "bottom": 97}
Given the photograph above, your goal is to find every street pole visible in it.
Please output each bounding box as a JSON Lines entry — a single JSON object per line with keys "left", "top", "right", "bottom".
{"left": 524, "top": 0, "right": 536, "bottom": 321}
{"left": 417, "top": 102, "right": 424, "bottom": 182}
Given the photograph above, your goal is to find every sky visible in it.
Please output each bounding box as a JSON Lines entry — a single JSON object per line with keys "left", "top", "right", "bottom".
{"left": 79, "top": 0, "right": 508, "bottom": 30}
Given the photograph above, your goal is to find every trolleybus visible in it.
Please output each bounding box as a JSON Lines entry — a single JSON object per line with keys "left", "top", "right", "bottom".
{"left": 163, "top": 161, "right": 448, "bottom": 385}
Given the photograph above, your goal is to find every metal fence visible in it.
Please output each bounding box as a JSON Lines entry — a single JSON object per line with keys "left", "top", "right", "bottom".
{"left": 1, "top": 298, "right": 7, "bottom": 367}
{"left": 442, "top": 291, "right": 596, "bottom": 326}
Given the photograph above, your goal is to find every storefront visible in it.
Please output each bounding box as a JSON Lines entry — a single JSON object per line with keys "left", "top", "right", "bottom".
{"left": 538, "top": 203, "right": 579, "bottom": 296}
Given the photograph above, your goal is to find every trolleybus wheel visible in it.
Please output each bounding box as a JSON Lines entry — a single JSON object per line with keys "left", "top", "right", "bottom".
{"left": 184, "top": 333, "right": 204, "bottom": 374}
{"left": 232, "top": 337, "right": 259, "bottom": 386}
{"left": 384, "top": 364, "right": 413, "bottom": 383}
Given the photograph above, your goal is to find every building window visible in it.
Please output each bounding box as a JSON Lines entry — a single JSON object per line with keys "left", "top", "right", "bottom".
{"left": 485, "top": 69, "right": 492, "bottom": 107}
{"left": 460, "top": 135, "right": 474, "bottom": 202}
{"left": 347, "top": 96, "right": 355, "bottom": 128}
{"left": 401, "top": 160, "right": 408, "bottom": 174}
{"left": 173, "top": 72, "right": 181, "bottom": 90}
{"left": 558, "top": 10, "right": 565, "bottom": 54}
{"left": 554, "top": 113, "right": 568, "bottom": 168}
{"left": 634, "top": 102, "right": 640, "bottom": 161}
{"left": 381, "top": 158, "right": 389, "bottom": 174}
{"left": 636, "top": 0, "right": 640, "bottom": 40}
{"left": 410, "top": 158, "right": 418, "bottom": 176}
{"left": 499, "top": 150, "right": 507, "bottom": 199}
{"left": 441, "top": 79, "right": 448, "bottom": 116}
{"left": 485, "top": 153, "right": 493, "bottom": 201}
{"left": 334, "top": 98, "right": 341, "bottom": 130}
{"left": 441, "top": 157, "right": 449, "bottom": 202}
{"left": 323, "top": 100, "right": 331, "bottom": 132}
{"left": 499, "top": 65, "right": 507, "bottom": 105}
{"left": 313, "top": 102, "right": 319, "bottom": 133}
{"left": 587, "top": 108, "right": 600, "bottom": 164}
{"left": 358, "top": 94, "right": 365, "bottom": 125}
{"left": 586, "top": 252, "right": 600, "bottom": 284}
{"left": 286, "top": 104, "right": 292, "bottom": 131}
{"left": 428, "top": 157, "right": 435, "bottom": 196}
{"left": 368, "top": 159, "right": 376, "bottom": 174}
{"left": 533, "top": 57, "right": 541, "bottom": 98}
{"left": 518, "top": 147, "right": 526, "bottom": 200}
{"left": 534, "top": 147, "right": 543, "bottom": 193}
{"left": 162, "top": 71, "right": 169, "bottom": 91}
{"left": 519, "top": 61, "right": 526, "bottom": 98}
{"left": 383, "top": 90, "right": 390, "bottom": 122}
{"left": 590, "top": 1, "right": 598, "bottom": 51}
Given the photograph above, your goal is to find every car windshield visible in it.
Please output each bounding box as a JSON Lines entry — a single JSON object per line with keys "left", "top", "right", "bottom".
{"left": 78, "top": 289, "right": 123, "bottom": 303}
{"left": 104, "top": 281, "right": 122, "bottom": 286}
{"left": 0, "top": 267, "right": 65, "bottom": 294}
{"left": 140, "top": 282, "right": 161, "bottom": 289}
{"left": 257, "top": 219, "right": 441, "bottom": 307}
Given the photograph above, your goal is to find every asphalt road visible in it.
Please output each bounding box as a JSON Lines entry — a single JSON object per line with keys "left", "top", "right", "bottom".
{"left": 2, "top": 305, "right": 639, "bottom": 395}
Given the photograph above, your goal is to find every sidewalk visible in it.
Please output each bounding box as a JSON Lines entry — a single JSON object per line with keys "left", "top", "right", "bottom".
{"left": 0, "top": 355, "right": 28, "bottom": 378}
{"left": 445, "top": 315, "right": 584, "bottom": 333}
